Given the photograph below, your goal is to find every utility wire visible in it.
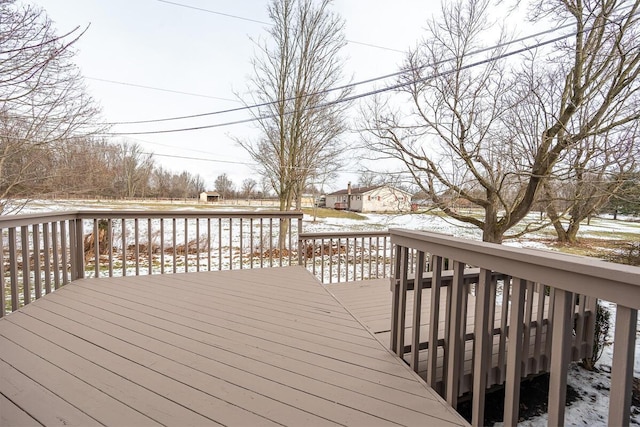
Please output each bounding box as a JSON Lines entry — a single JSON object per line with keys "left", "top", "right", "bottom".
{"left": 101, "top": 30, "right": 576, "bottom": 136}
{"left": 105, "top": 20, "right": 575, "bottom": 126}
{"left": 86, "top": 77, "right": 240, "bottom": 102}
{"left": 156, "top": 0, "right": 405, "bottom": 53}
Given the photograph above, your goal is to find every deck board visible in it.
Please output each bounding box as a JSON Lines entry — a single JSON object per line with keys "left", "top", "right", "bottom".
{"left": 0, "top": 266, "right": 467, "bottom": 426}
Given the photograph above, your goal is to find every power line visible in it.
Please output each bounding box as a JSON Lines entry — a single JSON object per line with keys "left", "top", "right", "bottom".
{"left": 105, "top": 20, "right": 576, "bottom": 126}
{"left": 101, "top": 30, "right": 576, "bottom": 136}
{"left": 85, "top": 77, "right": 240, "bottom": 102}
{"left": 156, "top": 0, "right": 405, "bottom": 53}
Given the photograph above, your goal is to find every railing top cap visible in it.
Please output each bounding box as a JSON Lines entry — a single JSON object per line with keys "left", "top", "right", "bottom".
{"left": 389, "top": 228, "right": 640, "bottom": 286}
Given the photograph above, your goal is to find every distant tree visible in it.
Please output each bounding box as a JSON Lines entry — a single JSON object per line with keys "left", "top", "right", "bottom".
{"left": 237, "top": 0, "right": 350, "bottom": 212}
{"left": 241, "top": 178, "right": 257, "bottom": 198}
{"left": 0, "top": 0, "right": 101, "bottom": 213}
{"left": 114, "top": 142, "right": 153, "bottom": 198}
{"left": 215, "top": 173, "right": 235, "bottom": 200}
{"left": 542, "top": 124, "right": 639, "bottom": 243}
{"left": 607, "top": 171, "right": 640, "bottom": 218}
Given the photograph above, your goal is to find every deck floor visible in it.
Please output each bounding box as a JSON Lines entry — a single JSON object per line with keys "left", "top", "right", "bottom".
{"left": 0, "top": 267, "right": 467, "bottom": 426}
{"left": 327, "top": 278, "right": 551, "bottom": 394}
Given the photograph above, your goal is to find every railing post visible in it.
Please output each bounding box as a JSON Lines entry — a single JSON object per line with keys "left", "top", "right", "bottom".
{"left": 608, "top": 305, "right": 637, "bottom": 427}
{"left": 503, "top": 277, "right": 526, "bottom": 426}
{"left": 395, "top": 246, "right": 409, "bottom": 357}
{"left": 410, "top": 250, "right": 425, "bottom": 372}
{"left": 427, "top": 255, "right": 443, "bottom": 390}
{"left": 472, "top": 268, "right": 493, "bottom": 427}
{"left": 73, "top": 218, "right": 85, "bottom": 280}
{"left": 445, "top": 260, "right": 466, "bottom": 408}
{"left": 548, "top": 289, "right": 574, "bottom": 426}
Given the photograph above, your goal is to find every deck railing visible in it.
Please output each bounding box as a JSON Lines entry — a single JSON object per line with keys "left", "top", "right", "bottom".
{"left": 1, "top": 210, "right": 303, "bottom": 316}
{"left": 390, "top": 228, "right": 639, "bottom": 427}
{"left": 0, "top": 210, "right": 393, "bottom": 316}
{"left": 298, "top": 231, "right": 392, "bottom": 283}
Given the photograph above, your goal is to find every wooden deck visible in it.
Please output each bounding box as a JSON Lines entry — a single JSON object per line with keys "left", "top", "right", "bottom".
{"left": 327, "top": 278, "right": 552, "bottom": 395}
{"left": 0, "top": 266, "right": 467, "bottom": 426}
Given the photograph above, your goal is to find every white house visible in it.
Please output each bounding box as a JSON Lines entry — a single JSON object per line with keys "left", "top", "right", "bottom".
{"left": 325, "top": 184, "right": 413, "bottom": 213}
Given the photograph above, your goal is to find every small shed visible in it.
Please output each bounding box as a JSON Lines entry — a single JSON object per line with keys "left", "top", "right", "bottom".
{"left": 200, "top": 191, "right": 221, "bottom": 203}
{"left": 325, "top": 184, "right": 412, "bottom": 213}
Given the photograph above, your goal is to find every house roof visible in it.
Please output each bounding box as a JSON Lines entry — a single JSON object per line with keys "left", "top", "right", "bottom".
{"left": 202, "top": 191, "right": 220, "bottom": 196}
{"left": 327, "top": 185, "right": 412, "bottom": 196}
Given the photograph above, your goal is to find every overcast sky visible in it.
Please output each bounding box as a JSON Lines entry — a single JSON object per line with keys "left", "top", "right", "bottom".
{"left": 29, "top": 0, "right": 439, "bottom": 191}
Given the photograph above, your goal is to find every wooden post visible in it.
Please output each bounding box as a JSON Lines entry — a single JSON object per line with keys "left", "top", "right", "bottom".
{"left": 608, "top": 306, "right": 637, "bottom": 427}
{"left": 427, "top": 255, "right": 443, "bottom": 389}
{"left": 472, "top": 268, "right": 493, "bottom": 426}
{"left": 503, "top": 277, "right": 526, "bottom": 426}
{"left": 446, "top": 261, "right": 466, "bottom": 408}
{"left": 410, "top": 250, "right": 425, "bottom": 372}
{"left": 548, "top": 289, "right": 574, "bottom": 426}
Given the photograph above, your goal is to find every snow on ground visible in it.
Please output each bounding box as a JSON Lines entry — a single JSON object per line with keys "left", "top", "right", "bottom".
{"left": 8, "top": 200, "right": 640, "bottom": 426}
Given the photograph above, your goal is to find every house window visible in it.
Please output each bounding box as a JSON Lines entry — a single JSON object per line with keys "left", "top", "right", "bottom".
{"left": 368, "top": 196, "right": 371, "bottom": 201}
{"left": 377, "top": 196, "right": 381, "bottom": 201}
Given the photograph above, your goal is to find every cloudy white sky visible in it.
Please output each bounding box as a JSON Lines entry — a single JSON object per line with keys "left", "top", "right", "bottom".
{"left": 31, "top": 0, "right": 441, "bottom": 191}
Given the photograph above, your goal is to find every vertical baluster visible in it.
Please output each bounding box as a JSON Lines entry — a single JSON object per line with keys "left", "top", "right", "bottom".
{"left": 410, "top": 250, "right": 425, "bottom": 372}
{"left": 522, "top": 280, "right": 535, "bottom": 375}
{"left": 51, "top": 222, "right": 60, "bottom": 288}
{"left": 288, "top": 217, "right": 293, "bottom": 266}
{"left": 320, "top": 238, "right": 325, "bottom": 283}
{"left": 269, "top": 218, "right": 273, "bottom": 268}
{"left": 574, "top": 292, "right": 586, "bottom": 359}
{"left": 249, "top": 218, "right": 253, "bottom": 269}
{"left": 352, "top": 238, "right": 357, "bottom": 281}
{"left": 584, "top": 296, "right": 597, "bottom": 358}
{"left": 32, "top": 224, "right": 41, "bottom": 299}
{"left": 382, "top": 236, "right": 388, "bottom": 278}
{"left": 445, "top": 261, "right": 466, "bottom": 408}
{"left": 160, "top": 219, "right": 165, "bottom": 275}
{"left": 218, "top": 218, "right": 223, "bottom": 270}
{"left": 148, "top": 218, "right": 153, "bottom": 275}
{"left": 9, "top": 228, "right": 18, "bottom": 311}
{"left": 427, "top": 255, "right": 442, "bottom": 389}
{"left": 548, "top": 289, "right": 574, "bottom": 427}
{"left": 533, "top": 283, "right": 546, "bottom": 372}
{"left": 390, "top": 243, "right": 402, "bottom": 353}
{"left": 497, "top": 276, "right": 511, "bottom": 383}
{"left": 345, "top": 238, "right": 350, "bottom": 282}
{"left": 207, "top": 218, "right": 212, "bottom": 271}
{"left": 60, "top": 221, "right": 68, "bottom": 285}
{"left": 94, "top": 219, "right": 100, "bottom": 278}
{"left": 471, "top": 268, "right": 493, "bottom": 427}
{"left": 609, "top": 305, "right": 637, "bottom": 427}
{"left": 196, "top": 218, "right": 201, "bottom": 272}
{"left": 228, "top": 218, "right": 233, "bottom": 270}
{"left": 544, "top": 287, "right": 556, "bottom": 370}
{"left": 367, "top": 237, "right": 372, "bottom": 279}
{"left": 134, "top": 218, "right": 140, "bottom": 276}
{"left": 336, "top": 237, "right": 342, "bottom": 283}
{"left": 278, "top": 218, "right": 283, "bottom": 267}
{"left": 185, "top": 218, "right": 189, "bottom": 273}
{"left": 172, "top": 218, "right": 177, "bottom": 274}
{"left": 395, "top": 246, "right": 409, "bottom": 357}
{"left": 107, "top": 219, "right": 113, "bottom": 277}
{"left": 328, "top": 238, "right": 333, "bottom": 284}
{"left": 121, "top": 218, "right": 127, "bottom": 277}
{"left": 43, "top": 223, "right": 51, "bottom": 294}
{"left": 239, "top": 218, "right": 243, "bottom": 269}
{"left": 503, "top": 277, "right": 526, "bottom": 426}
{"left": 258, "top": 218, "right": 263, "bottom": 269}
{"left": 21, "top": 226, "right": 31, "bottom": 305}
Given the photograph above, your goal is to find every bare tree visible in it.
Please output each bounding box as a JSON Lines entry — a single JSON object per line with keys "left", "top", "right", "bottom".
{"left": 115, "top": 142, "right": 153, "bottom": 198}
{"left": 241, "top": 178, "right": 257, "bottom": 198}
{"left": 362, "top": 0, "right": 640, "bottom": 243}
{"left": 0, "top": 0, "right": 101, "bottom": 213}
{"left": 214, "top": 173, "right": 235, "bottom": 200}
{"left": 542, "top": 123, "right": 639, "bottom": 243}
{"left": 237, "top": 0, "right": 350, "bottom": 212}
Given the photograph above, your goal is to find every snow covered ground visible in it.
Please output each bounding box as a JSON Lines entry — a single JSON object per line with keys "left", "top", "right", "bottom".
{"left": 9, "top": 200, "right": 640, "bottom": 426}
